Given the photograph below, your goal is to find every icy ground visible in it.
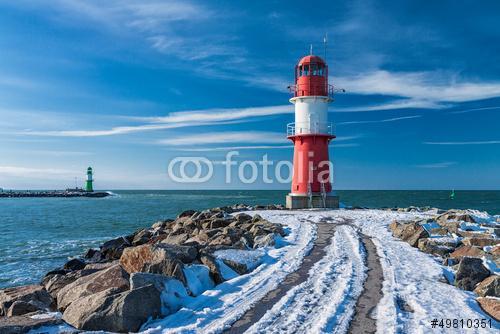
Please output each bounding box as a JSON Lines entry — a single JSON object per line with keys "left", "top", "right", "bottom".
{"left": 37, "top": 209, "right": 500, "bottom": 334}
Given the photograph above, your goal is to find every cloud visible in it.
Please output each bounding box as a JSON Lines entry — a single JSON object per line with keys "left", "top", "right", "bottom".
{"left": 160, "top": 131, "right": 286, "bottom": 146}
{"left": 334, "top": 100, "right": 441, "bottom": 112}
{"left": 175, "top": 145, "right": 292, "bottom": 152}
{"left": 416, "top": 162, "right": 457, "bottom": 168}
{"left": 424, "top": 140, "right": 500, "bottom": 145}
{"left": 337, "top": 70, "right": 500, "bottom": 106}
{"left": 448, "top": 106, "right": 500, "bottom": 114}
{"left": 337, "top": 115, "right": 422, "bottom": 125}
{"left": 0, "top": 166, "right": 77, "bottom": 178}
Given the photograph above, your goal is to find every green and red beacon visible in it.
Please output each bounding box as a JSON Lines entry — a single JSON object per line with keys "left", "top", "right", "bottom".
{"left": 285, "top": 54, "right": 339, "bottom": 209}
{"left": 85, "top": 167, "right": 94, "bottom": 192}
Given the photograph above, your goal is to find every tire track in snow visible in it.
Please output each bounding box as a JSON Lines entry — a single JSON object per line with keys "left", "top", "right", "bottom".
{"left": 241, "top": 224, "right": 367, "bottom": 334}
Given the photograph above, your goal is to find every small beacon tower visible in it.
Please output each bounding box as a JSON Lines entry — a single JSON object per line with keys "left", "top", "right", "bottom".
{"left": 286, "top": 54, "right": 339, "bottom": 209}
{"left": 85, "top": 167, "right": 94, "bottom": 192}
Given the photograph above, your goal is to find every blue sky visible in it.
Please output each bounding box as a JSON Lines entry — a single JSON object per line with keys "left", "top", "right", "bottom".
{"left": 1, "top": 0, "right": 499, "bottom": 190}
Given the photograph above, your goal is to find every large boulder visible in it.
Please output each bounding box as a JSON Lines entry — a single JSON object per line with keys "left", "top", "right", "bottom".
{"left": 450, "top": 245, "right": 486, "bottom": 259}
{"left": 462, "top": 237, "right": 499, "bottom": 248}
{"left": 42, "top": 268, "right": 101, "bottom": 297}
{"left": 0, "top": 285, "right": 53, "bottom": 316}
{"left": 200, "top": 255, "right": 224, "bottom": 284}
{"left": 391, "top": 221, "right": 429, "bottom": 247}
{"left": 436, "top": 221, "right": 461, "bottom": 234}
{"left": 101, "top": 236, "right": 132, "bottom": 260}
{"left": 0, "top": 312, "right": 62, "bottom": 334}
{"left": 63, "top": 258, "right": 86, "bottom": 271}
{"left": 56, "top": 264, "right": 130, "bottom": 311}
{"left": 417, "top": 238, "right": 457, "bottom": 257}
{"left": 477, "top": 297, "right": 500, "bottom": 321}
{"left": 454, "top": 257, "right": 490, "bottom": 291}
{"left": 119, "top": 244, "right": 196, "bottom": 284}
{"left": 62, "top": 285, "right": 161, "bottom": 333}
{"left": 474, "top": 275, "right": 500, "bottom": 297}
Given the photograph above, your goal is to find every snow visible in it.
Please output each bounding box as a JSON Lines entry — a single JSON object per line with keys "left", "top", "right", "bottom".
{"left": 214, "top": 249, "right": 265, "bottom": 271}
{"left": 215, "top": 259, "right": 239, "bottom": 280}
{"left": 41, "top": 208, "right": 500, "bottom": 334}
{"left": 183, "top": 264, "right": 214, "bottom": 297}
{"left": 482, "top": 257, "right": 500, "bottom": 275}
{"left": 160, "top": 279, "right": 191, "bottom": 316}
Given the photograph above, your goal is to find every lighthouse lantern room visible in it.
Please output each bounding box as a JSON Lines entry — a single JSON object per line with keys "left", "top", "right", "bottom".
{"left": 286, "top": 54, "right": 339, "bottom": 209}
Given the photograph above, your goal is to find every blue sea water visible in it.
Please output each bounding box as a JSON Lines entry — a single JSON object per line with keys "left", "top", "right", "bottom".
{"left": 0, "top": 190, "right": 498, "bottom": 288}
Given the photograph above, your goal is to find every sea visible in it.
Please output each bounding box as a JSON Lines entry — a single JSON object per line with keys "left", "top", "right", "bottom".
{"left": 0, "top": 190, "right": 498, "bottom": 288}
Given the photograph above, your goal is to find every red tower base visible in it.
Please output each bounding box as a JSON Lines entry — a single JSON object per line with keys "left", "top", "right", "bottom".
{"left": 286, "top": 194, "right": 339, "bottom": 209}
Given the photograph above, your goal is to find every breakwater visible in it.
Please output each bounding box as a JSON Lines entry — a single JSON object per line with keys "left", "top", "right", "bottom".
{"left": 0, "top": 191, "right": 110, "bottom": 198}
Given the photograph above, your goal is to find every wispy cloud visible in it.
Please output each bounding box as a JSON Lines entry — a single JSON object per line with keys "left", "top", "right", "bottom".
{"left": 0, "top": 166, "right": 77, "bottom": 178}
{"left": 160, "top": 131, "right": 286, "bottom": 146}
{"left": 424, "top": 140, "right": 500, "bottom": 145}
{"left": 448, "top": 106, "right": 500, "bottom": 114}
{"left": 416, "top": 161, "right": 457, "bottom": 168}
{"left": 175, "top": 145, "right": 292, "bottom": 152}
{"left": 337, "top": 70, "right": 500, "bottom": 107}
{"left": 337, "top": 115, "right": 422, "bottom": 125}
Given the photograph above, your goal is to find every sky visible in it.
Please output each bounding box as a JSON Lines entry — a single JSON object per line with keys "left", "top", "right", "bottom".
{"left": 1, "top": 0, "right": 499, "bottom": 190}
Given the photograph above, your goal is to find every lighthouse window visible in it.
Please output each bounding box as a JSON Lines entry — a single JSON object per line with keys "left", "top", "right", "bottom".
{"left": 311, "top": 64, "right": 318, "bottom": 75}
{"left": 303, "top": 64, "right": 309, "bottom": 76}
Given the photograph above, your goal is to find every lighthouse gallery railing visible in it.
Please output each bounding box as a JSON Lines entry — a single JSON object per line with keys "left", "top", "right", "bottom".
{"left": 287, "top": 122, "right": 335, "bottom": 137}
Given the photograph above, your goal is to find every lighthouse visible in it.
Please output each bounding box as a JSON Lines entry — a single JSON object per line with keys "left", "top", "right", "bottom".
{"left": 285, "top": 54, "right": 339, "bottom": 209}
{"left": 85, "top": 167, "right": 94, "bottom": 192}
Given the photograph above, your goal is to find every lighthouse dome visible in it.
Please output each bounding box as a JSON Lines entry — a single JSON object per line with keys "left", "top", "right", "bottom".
{"left": 298, "top": 55, "right": 326, "bottom": 66}
{"left": 293, "top": 54, "right": 329, "bottom": 97}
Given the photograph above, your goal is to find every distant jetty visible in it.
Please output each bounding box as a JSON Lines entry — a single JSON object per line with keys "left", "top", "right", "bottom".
{"left": 0, "top": 190, "right": 110, "bottom": 198}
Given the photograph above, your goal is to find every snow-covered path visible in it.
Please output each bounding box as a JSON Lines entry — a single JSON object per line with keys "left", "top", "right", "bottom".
{"left": 245, "top": 224, "right": 366, "bottom": 334}
{"left": 142, "top": 209, "right": 499, "bottom": 334}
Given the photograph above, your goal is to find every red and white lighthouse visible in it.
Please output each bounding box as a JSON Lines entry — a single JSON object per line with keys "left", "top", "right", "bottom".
{"left": 286, "top": 54, "right": 339, "bottom": 209}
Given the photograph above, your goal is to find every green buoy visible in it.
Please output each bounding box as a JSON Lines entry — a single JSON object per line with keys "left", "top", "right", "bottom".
{"left": 85, "top": 167, "right": 94, "bottom": 192}
{"left": 450, "top": 189, "right": 455, "bottom": 200}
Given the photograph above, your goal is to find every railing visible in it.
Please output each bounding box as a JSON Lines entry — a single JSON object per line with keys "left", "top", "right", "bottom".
{"left": 287, "top": 84, "right": 335, "bottom": 99}
{"left": 287, "top": 122, "right": 335, "bottom": 136}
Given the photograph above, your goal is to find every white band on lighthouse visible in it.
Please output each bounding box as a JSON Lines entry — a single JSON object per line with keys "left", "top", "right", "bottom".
{"left": 291, "top": 96, "right": 330, "bottom": 135}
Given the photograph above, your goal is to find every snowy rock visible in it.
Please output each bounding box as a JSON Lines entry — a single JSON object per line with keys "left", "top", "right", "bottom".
{"left": 454, "top": 257, "right": 490, "bottom": 291}
{"left": 474, "top": 275, "right": 500, "bottom": 297}
{"left": 0, "top": 312, "right": 62, "bottom": 333}
{"left": 0, "top": 285, "right": 53, "bottom": 316}
{"left": 417, "top": 238, "right": 457, "bottom": 257}
{"left": 253, "top": 233, "right": 278, "bottom": 248}
{"left": 436, "top": 221, "right": 461, "bottom": 233}
{"left": 214, "top": 249, "right": 264, "bottom": 275}
{"left": 391, "top": 221, "right": 429, "bottom": 247}
{"left": 462, "top": 237, "right": 499, "bottom": 248}
{"left": 56, "top": 264, "right": 130, "bottom": 311}
{"left": 183, "top": 264, "right": 215, "bottom": 296}
{"left": 450, "top": 245, "right": 486, "bottom": 259}
{"left": 62, "top": 285, "right": 162, "bottom": 332}
{"left": 199, "top": 255, "right": 225, "bottom": 284}
{"left": 477, "top": 297, "right": 500, "bottom": 321}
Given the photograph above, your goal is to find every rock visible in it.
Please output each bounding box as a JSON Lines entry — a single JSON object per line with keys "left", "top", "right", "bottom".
{"left": 63, "top": 258, "right": 86, "bottom": 271}
{"left": 474, "top": 275, "right": 500, "bottom": 297}
{"left": 62, "top": 284, "right": 161, "bottom": 333}
{"left": 442, "top": 258, "right": 459, "bottom": 266}
{"left": 206, "top": 218, "right": 231, "bottom": 229}
{"left": 429, "top": 227, "right": 449, "bottom": 236}
{"left": 43, "top": 268, "right": 101, "bottom": 297}
{"left": 477, "top": 297, "right": 500, "bottom": 321}
{"left": 119, "top": 244, "right": 190, "bottom": 284}
{"left": 130, "top": 273, "right": 189, "bottom": 312}
{"left": 0, "top": 285, "right": 53, "bottom": 316}
{"left": 391, "top": 222, "right": 429, "bottom": 247}
{"left": 462, "top": 237, "right": 499, "bottom": 248}
{"left": 130, "top": 272, "right": 170, "bottom": 291}
{"left": 177, "top": 210, "right": 197, "bottom": 218}
{"left": 85, "top": 261, "right": 118, "bottom": 271}
{"left": 56, "top": 264, "right": 130, "bottom": 311}
{"left": 162, "top": 232, "right": 189, "bottom": 245}
{"left": 454, "top": 257, "right": 490, "bottom": 291}
{"left": 417, "top": 238, "right": 457, "bottom": 257}
{"left": 101, "top": 236, "right": 131, "bottom": 260}
{"left": 234, "top": 213, "right": 252, "bottom": 223}
{"left": 450, "top": 245, "right": 486, "bottom": 259}
{"left": 200, "top": 255, "right": 224, "bottom": 284}
{"left": 132, "top": 229, "right": 153, "bottom": 246}
{"left": 83, "top": 248, "right": 103, "bottom": 262}
{"left": 0, "top": 312, "right": 62, "bottom": 334}
{"left": 253, "top": 233, "right": 278, "bottom": 248}
{"left": 6, "top": 301, "right": 40, "bottom": 316}
{"left": 436, "top": 221, "right": 461, "bottom": 234}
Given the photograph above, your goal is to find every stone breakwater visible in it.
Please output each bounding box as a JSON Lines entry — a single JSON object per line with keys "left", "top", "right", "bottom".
{"left": 388, "top": 208, "right": 500, "bottom": 321}
{"left": 0, "top": 203, "right": 285, "bottom": 333}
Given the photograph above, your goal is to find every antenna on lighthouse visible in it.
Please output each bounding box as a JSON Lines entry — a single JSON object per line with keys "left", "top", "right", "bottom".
{"left": 323, "top": 33, "right": 328, "bottom": 61}
{"left": 310, "top": 44, "right": 313, "bottom": 55}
